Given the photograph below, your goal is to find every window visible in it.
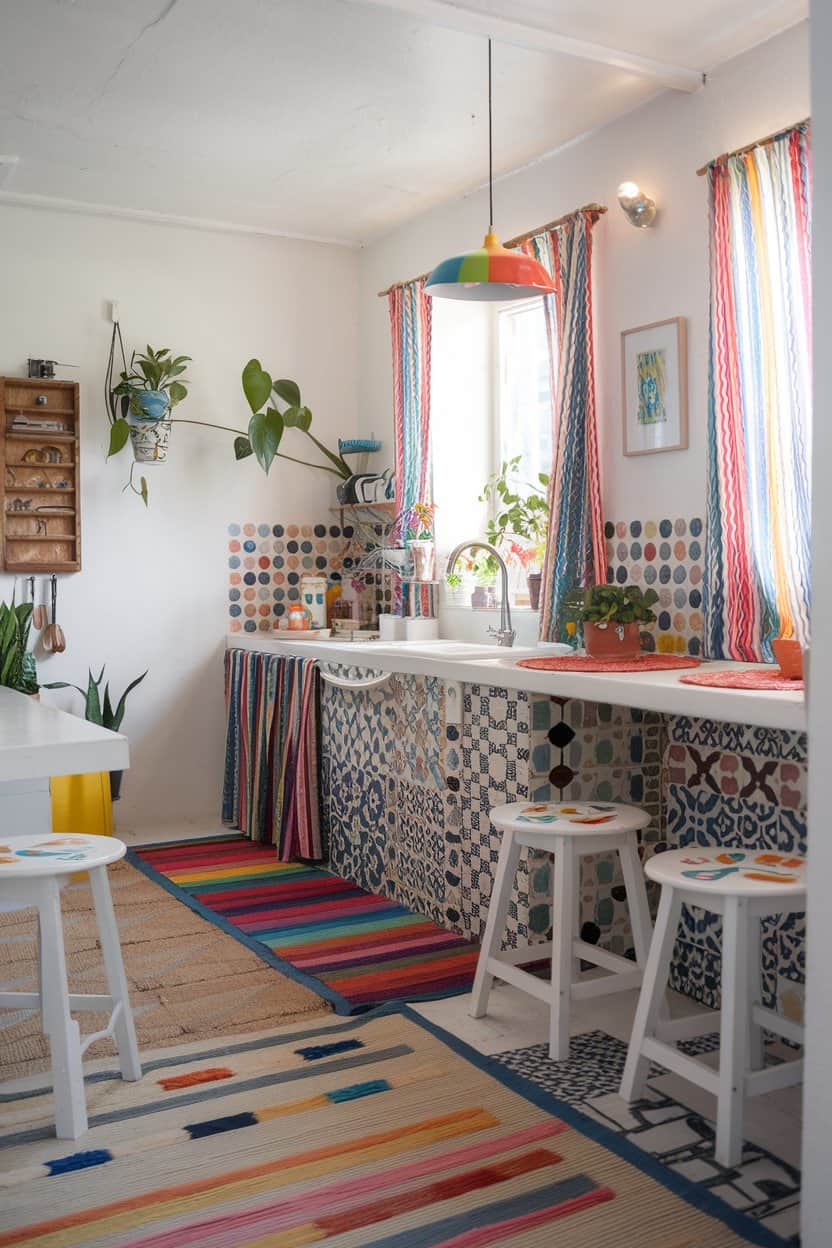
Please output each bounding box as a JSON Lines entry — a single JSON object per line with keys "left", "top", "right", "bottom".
{"left": 432, "top": 296, "right": 554, "bottom": 608}
{"left": 496, "top": 299, "right": 553, "bottom": 493}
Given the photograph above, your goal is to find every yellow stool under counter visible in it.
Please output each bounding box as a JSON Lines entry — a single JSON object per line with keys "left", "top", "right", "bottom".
{"left": 51, "top": 772, "right": 114, "bottom": 838}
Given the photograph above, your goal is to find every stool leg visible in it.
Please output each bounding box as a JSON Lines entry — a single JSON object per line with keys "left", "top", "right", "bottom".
{"left": 549, "top": 837, "right": 576, "bottom": 1061}
{"left": 621, "top": 885, "right": 681, "bottom": 1101}
{"left": 747, "top": 915, "right": 764, "bottom": 1071}
{"left": 470, "top": 833, "right": 521, "bottom": 1019}
{"left": 619, "top": 832, "right": 653, "bottom": 966}
{"left": 38, "top": 880, "right": 87, "bottom": 1139}
{"left": 89, "top": 866, "right": 141, "bottom": 1082}
{"left": 620, "top": 835, "right": 670, "bottom": 1027}
{"left": 716, "top": 896, "right": 749, "bottom": 1167}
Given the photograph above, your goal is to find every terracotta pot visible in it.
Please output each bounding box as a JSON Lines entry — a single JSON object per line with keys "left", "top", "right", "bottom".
{"left": 527, "top": 572, "right": 542, "bottom": 612}
{"left": 772, "top": 637, "right": 803, "bottom": 679}
{"left": 583, "top": 620, "right": 642, "bottom": 661}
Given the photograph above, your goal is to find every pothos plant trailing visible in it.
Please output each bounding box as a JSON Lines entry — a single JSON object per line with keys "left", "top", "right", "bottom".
{"left": 105, "top": 325, "right": 350, "bottom": 503}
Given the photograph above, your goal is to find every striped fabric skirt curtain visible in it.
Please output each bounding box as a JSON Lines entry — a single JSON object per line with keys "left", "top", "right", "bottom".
{"left": 223, "top": 648, "right": 324, "bottom": 861}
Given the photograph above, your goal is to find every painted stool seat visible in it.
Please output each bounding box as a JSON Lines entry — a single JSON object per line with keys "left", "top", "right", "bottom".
{"left": 0, "top": 833, "right": 142, "bottom": 1139}
{"left": 645, "top": 846, "right": 807, "bottom": 898}
{"left": 621, "top": 846, "right": 805, "bottom": 1167}
{"left": 472, "top": 800, "right": 655, "bottom": 1061}
{"left": 489, "top": 800, "right": 650, "bottom": 836}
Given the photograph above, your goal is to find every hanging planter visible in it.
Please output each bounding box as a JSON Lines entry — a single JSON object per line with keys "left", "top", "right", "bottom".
{"left": 128, "top": 419, "right": 172, "bottom": 463}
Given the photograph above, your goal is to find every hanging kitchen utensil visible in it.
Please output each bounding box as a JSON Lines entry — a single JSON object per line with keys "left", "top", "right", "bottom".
{"left": 29, "top": 576, "right": 46, "bottom": 629}
{"left": 42, "top": 574, "right": 65, "bottom": 653}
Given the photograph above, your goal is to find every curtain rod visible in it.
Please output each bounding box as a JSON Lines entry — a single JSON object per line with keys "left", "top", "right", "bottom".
{"left": 696, "top": 117, "right": 810, "bottom": 176}
{"left": 377, "top": 203, "right": 607, "bottom": 297}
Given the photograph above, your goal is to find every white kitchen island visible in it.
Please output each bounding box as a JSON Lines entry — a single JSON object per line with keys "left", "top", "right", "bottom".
{"left": 0, "top": 688, "right": 129, "bottom": 838}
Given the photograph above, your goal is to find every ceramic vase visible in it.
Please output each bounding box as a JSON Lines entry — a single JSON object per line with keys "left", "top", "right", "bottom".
{"left": 408, "top": 539, "right": 436, "bottom": 581}
{"left": 129, "top": 420, "right": 172, "bottom": 463}
{"left": 527, "top": 572, "right": 542, "bottom": 611}
{"left": 583, "top": 620, "right": 641, "bottom": 661}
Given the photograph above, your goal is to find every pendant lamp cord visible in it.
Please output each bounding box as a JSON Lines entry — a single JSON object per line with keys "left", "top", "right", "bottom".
{"left": 487, "top": 37, "right": 493, "bottom": 230}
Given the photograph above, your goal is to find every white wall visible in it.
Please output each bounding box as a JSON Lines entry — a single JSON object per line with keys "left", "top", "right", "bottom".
{"left": 0, "top": 204, "right": 360, "bottom": 835}
{"left": 802, "top": 2, "right": 832, "bottom": 1240}
{"left": 358, "top": 22, "right": 810, "bottom": 525}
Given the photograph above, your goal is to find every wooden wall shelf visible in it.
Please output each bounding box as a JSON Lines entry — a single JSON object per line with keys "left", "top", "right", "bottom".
{"left": 1, "top": 377, "right": 81, "bottom": 572}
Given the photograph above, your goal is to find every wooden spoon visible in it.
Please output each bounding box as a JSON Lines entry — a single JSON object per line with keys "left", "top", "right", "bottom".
{"left": 42, "top": 575, "right": 66, "bottom": 653}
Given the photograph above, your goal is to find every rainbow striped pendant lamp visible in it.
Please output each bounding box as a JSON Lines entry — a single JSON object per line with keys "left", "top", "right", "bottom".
{"left": 425, "top": 39, "right": 556, "bottom": 303}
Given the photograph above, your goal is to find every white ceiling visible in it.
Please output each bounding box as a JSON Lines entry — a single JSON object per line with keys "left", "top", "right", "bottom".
{"left": 0, "top": 0, "right": 807, "bottom": 244}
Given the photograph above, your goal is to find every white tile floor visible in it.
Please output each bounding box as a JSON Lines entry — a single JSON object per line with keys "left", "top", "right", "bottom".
{"left": 413, "top": 983, "right": 804, "bottom": 1170}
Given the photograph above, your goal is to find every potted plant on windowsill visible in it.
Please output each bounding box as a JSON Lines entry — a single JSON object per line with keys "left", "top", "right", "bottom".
{"left": 470, "top": 552, "right": 499, "bottom": 610}
{"left": 565, "top": 584, "right": 658, "bottom": 660}
{"left": 44, "top": 666, "right": 147, "bottom": 800}
{"left": 480, "top": 456, "right": 549, "bottom": 610}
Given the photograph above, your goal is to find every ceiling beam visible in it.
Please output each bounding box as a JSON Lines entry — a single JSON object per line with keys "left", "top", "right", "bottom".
{"left": 346, "top": 0, "right": 703, "bottom": 92}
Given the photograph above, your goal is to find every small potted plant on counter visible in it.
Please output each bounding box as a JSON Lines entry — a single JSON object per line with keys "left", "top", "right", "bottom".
{"left": 566, "top": 584, "right": 658, "bottom": 660}
{"left": 44, "top": 666, "right": 147, "bottom": 800}
{"left": 480, "top": 456, "right": 549, "bottom": 610}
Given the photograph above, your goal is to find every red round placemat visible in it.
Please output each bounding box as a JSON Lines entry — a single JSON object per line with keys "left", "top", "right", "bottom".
{"left": 516, "top": 654, "right": 702, "bottom": 673}
{"left": 679, "top": 668, "right": 804, "bottom": 692}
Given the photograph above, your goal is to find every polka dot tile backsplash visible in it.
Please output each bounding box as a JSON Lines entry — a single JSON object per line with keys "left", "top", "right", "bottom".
{"left": 605, "top": 517, "right": 704, "bottom": 656}
{"left": 227, "top": 521, "right": 361, "bottom": 633}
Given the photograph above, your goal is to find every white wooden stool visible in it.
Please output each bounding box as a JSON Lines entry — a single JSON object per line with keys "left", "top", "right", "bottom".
{"left": 0, "top": 833, "right": 141, "bottom": 1138}
{"left": 471, "top": 800, "right": 655, "bottom": 1060}
{"left": 620, "top": 846, "right": 806, "bottom": 1167}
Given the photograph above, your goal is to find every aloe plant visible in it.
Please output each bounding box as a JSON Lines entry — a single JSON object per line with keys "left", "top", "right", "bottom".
{"left": 0, "top": 600, "right": 38, "bottom": 694}
{"left": 45, "top": 666, "right": 147, "bottom": 731}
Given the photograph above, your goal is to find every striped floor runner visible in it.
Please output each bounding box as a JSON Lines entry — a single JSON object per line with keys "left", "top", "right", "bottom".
{"left": 0, "top": 1007, "right": 781, "bottom": 1247}
{"left": 129, "top": 837, "right": 480, "bottom": 1013}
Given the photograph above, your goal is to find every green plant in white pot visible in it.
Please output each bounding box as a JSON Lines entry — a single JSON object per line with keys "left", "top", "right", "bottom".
{"left": 107, "top": 331, "right": 191, "bottom": 501}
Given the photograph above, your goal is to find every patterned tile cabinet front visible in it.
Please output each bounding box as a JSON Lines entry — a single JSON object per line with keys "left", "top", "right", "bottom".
{"left": 321, "top": 688, "right": 807, "bottom": 1024}
{"left": 664, "top": 716, "right": 807, "bottom": 1026}
{"left": 321, "top": 678, "right": 534, "bottom": 942}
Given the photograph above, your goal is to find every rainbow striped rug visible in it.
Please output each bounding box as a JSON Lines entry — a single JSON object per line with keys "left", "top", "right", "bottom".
{"left": 129, "top": 837, "right": 480, "bottom": 1013}
{"left": 0, "top": 1007, "right": 782, "bottom": 1247}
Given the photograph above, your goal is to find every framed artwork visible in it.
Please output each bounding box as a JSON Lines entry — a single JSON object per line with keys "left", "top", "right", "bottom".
{"left": 621, "top": 316, "right": 688, "bottom": 456}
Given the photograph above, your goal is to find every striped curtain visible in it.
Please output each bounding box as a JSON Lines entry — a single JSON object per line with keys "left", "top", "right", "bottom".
{"left": 523, "top": 213, "right": 605, "bottom": 641}
{"left": 705, "top": 125, "right": 812, "bottom": 660}
{"left": 223, "top": 648, "right": 323, "bottom": 861}
{"left": 389, "top": 279, "right": 433, "bottom": 516}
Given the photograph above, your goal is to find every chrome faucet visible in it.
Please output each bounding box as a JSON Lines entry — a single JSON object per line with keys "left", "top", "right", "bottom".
{"left": 445, "top": 541, "right": 516, "bottom": 648}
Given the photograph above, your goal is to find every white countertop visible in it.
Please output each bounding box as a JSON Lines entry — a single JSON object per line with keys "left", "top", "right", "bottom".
{"left": 0, "top": 688, "right": 129, "bottom": 784}
{"left": 227, "top": 635, "right": 806, "bottom": 733}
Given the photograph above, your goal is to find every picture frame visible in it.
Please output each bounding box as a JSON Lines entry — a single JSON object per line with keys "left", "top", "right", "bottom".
{"left": 621, "top": 316, "right": 688, "bottom": 456}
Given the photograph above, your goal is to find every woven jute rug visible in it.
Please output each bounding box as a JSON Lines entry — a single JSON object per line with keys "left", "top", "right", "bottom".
{"left": 0, "top": 859, "right": 330, "bottom": 1082}
{"left": 0, "top": 1008, "right": 778, "bottom": 1246}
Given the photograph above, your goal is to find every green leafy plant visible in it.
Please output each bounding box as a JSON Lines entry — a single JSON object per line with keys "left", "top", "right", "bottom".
{"left": 480, "top": 456, "right": 549, "bottom": 565}
{"left": 564, "top": 584, "right": 659, "bottom": 626}
{"left": 0, "top": 600, "right": 38, "bottom": 694}
{"left": 237, "top": 362, "right": 351, "bottom": 479}
{"left": 45, "top": 666, "right": 147, "bottom": 730}
{"left": 105, "top": 331, "right": 192, "bottom": 504}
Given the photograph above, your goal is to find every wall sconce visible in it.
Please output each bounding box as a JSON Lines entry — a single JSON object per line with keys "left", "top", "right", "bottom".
{"left": 617, "top": 181, "right": 657, "bottom": 229}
